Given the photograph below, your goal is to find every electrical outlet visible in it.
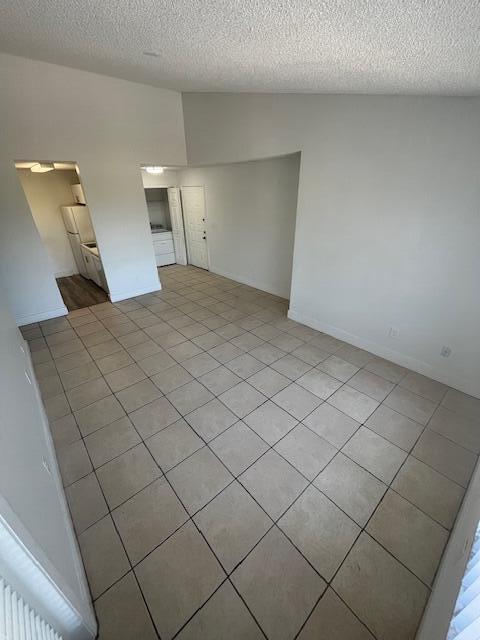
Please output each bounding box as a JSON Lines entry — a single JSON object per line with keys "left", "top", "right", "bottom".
{"left": 389, "top": 327, "right": 400, "bottom": 338}
{"left": 441, "top": 346, "right": 451, "bottom": 357}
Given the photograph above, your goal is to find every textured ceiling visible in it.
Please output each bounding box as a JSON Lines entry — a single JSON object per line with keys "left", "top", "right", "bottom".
{"left": 1, "top": 0, "right": 480, "bottom": 94}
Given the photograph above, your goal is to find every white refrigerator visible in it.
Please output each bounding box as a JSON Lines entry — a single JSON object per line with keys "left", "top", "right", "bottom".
{"left": 61, "top": 205, "right": 95, "bottom": 278}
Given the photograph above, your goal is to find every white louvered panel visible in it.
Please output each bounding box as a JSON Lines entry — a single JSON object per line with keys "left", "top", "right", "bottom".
{"left": 0, "top": 577, "right": 62, "bottom": 640}
{"left": 448, "top": 521, "right": 480, "bottom": 640}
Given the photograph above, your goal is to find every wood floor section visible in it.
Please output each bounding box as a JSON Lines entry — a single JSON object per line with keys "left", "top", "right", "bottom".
{"left": 57, "top": 275, "right": 108, "bottom": 311}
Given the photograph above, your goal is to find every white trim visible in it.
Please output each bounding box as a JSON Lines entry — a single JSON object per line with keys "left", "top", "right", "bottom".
{"left": 0, "top": 512, "right": 95, "bottom": 640}
{"left": 287, "top": 307, "right": 479, "bottom": 398}
{"left": 210, "top": 265, "right": 290, "bottom": 299}
{"left": 54, "top": 269, "right": 78, "bottom": 278}
{"left": 109, "top": 282, "right": 161, "bottom": 302}
{"left": 16, "top": 305, "right": 68, "bottom": 326}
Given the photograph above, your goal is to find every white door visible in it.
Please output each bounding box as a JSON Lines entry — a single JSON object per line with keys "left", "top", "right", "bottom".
{"left": 167, "top": 187, "right": 187, "bottom": 265}
{"left": 181, "top": 186, "right": 208, "bottom": 269}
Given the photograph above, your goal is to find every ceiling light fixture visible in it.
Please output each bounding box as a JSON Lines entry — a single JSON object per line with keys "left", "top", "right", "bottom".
{"left": 144, "top": 166, "right": 164, "bottom": 174}
{"left": 30, "top": 162, "right": 55, "bottom": 173}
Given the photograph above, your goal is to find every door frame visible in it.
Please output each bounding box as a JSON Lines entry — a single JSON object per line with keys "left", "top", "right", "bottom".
{"left": 180, "top": 185, "right": 210, "bottom": 270}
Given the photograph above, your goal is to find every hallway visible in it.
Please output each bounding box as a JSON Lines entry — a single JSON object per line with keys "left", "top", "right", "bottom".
{"left": 22, "top": 265, "right": 478, "bottom": 640}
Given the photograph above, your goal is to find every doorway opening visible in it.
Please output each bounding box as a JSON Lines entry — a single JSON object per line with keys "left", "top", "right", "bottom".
{"left": 15, "top": 160, "right": 109, "bottom": 311}
{"left": 141, "top": 167, "right": 207, "bottom": 270}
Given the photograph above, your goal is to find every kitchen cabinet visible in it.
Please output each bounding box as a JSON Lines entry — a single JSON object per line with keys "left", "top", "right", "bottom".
{"left": 152, "top": 231, "right": 176, "bottom": 266}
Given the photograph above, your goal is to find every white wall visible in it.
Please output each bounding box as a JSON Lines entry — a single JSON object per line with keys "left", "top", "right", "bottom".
{"left": 183, "top": 93, "right": 480, "bottom": 398}
{"left": 141, "top": 168, "right": 180, "bottom": 188}
{"left": 0, "top": 283, "right": 95, "bottom": 638}
{"left": 0, "top": 53, "right": 186, "bottom": 323}
{"left": 17, "top": 168, "right": 79, "bottom": 278}
{"left": 179, "top": 155, "right": 300, "bottom": 298}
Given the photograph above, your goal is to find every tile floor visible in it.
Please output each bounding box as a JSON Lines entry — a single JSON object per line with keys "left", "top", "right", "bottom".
{"left": 21, "top": 265, "right": 480, "bottom": 640}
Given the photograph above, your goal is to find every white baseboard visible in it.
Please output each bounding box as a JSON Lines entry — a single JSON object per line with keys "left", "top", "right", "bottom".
{"left": 109, "top": 283, "right": 161, "bottom": 303}
{"left": 288, "top": 307, "right": 479, "bottom": 399}
{"left": 16, "top": 305, "right": 68, "bottom": 326}
{"left": 210, "top": 265, "right": 289, "bottom": 299}
{"left": 54, "top": 269, "right": 77, "bottom": 278}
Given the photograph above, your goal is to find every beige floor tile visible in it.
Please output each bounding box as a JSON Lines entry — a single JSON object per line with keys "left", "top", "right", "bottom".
{"left": 272, "top": 383, "right": 322, "bottom": 420}
{"left": 167, "top": 447, "right": 233, "bottom": 514}
{"left": 97, "top": 444, "right": 161, "bottom": 508}
{"left": 182, "top": 352, "right": 220, "bottom": 377}
{"left": 297, "top": 369, "right": 343, "bottom": 400}
{"left": 185, "top": 398, "right": 237, "bottom": 441}
{"left": 275, "top": 424, "right": 337, "bottom": 479}
{"left": 348, "top": 370, "right": 395, "bottom": 402}
{"left": 81, "top": 329, "right": 115, "bottom": 348}
{"left": 135, "top": 521, "right": 225, "bottom": 640}
{"left": 34, "top": 360, "right": 58, "bottom": 380}
{"left": 428, "top": 405, "right": 480, "bottom": 453}
{"left": 219, "top": 382, "right": 267, "bottom": 418}
{"left": 44, "top": 392, "right": 70, "bottom": 420}
{"left": 271, "top": 353, "right": 313, "bottom": 381}
{"left": 442, "top": 388, "right": 480, "bottom": 421}
{"left": 244, "top": 400, "right": 297, "bottom": 445}
{"left": 31, "top": 347, "right": 53, "bottom": 364}
{"left": 167, "top": 380, "right": 214, "bottom": 415}
{"left": 314, "top": 453, "right": 386, "bottom": 526}
{"left": 113, "top": 478, "right": 188, "bottom": 564}
{"left": 226, "top": 353, "right": 265, "bottom": 379}
{"left": 137, "top": 351, "right": 176, "bottom": 377}
{"left": 269, "top": 333, "right": 304, "bottom": 353}
{"left": 166, "top": 340, "right": 203, "bottom": 362}
{"left": 247, "top": 366, "right": 290, "bottom": 396}
{"left": 208, "top": 342, "right": 245, "bottom": 364}
{"left": 115, "top": 378, "right": 162, "bottom": 413}
{"left": 60, "top": 361, "right": 102, "bottom": 390}
{"left": 198, "top": 366, "right": 242, "bottom": 395}
{"left": 367, "top": 490, "right": 448, "bottom": 585}
{"left": 279, "top": 486, "right": 360, "bottom": 580}
{"left": 176, "top": 580, "right": 263, "bottom": 640}
{"left": 412, "top": 429, "right": 477, "bottom": 487}
{"left": 57, "top": 439, "right": 92, "bottom": 486}
{"left": 298, "top": 588, "right": 375, "bottom": 640}
{"left": 146, "top": 419, "right": 203, "bottom": 472}
{"left": 78, "top": 515, "right": 130, "bottom": 599}
{"left": 303, "top": 403, "right": 360, "bottom": 448}
{"left": 54, "top": 349, "right": 93, "bottom": 373}
{"left": 129, "top": 397, "right": 181, "bottom": 439}
{"left": 334, "top": 345, "right": 375, "bottom": 367}
{"left": 65, "top": 472, "right": 108, "bottom": 534}
{"left": 117, "top": 330, "right": 149, "bottom": 348}
{"left": 399, "top": 371, "right": 448, "bottom": 403}
{"left": 191, "top": 331, "right": 225, "bottom": 350}
{"left": 126, "top": 338, "right": 163, "bottom": 361}
{"left": 45, "top": 328, "right": 77, "bottom": 345}
{"left": 239, "top": 450, "right": 308, "bottom": 520}
{"left": 50, "top": 413, "right": 81, "bottom": 447}
{"left": 249, "top": 343, "right": 286, "bottom": 365}
{"left": 328, "top": 385, "right": 379, "bottom": 423}
{"left": 291, "top": 343, "right": 329, "bottom": 366}
{"left": 365, "top": 404, "right": 423, "bottom": 452}
{"left": 231, "top": 332, "right": 265, "bottom": 351}
{"left": 364, "top": 357, "right": 407, "bottom": 383}
{"left": 85, "top": 416, "right": 141, "bottom": 468}
{"left": 74, "top": 395, "right": 125, "bottom": 436}
{"left": 88, "top": 339, "right": 124, "bottom": 360}
{"left": 95, "top": 572, "right": 157, "bottom": 640}
{"left": 316, "top": 355, "right": 359, "bottom": 382}
{"left": 210, "top": 421, "right": 269, "bottom": 475}
{"left": 333, "top": 533, "right": 429, "bottom": 640}
{"left": 342, "top": 426, "right": 407, "bottom": 484}
{"left": 66, "top": 377, "right": 112, "bottom": 411}
{"left": 392, "top": 456, "right": 464, "bottom": 529}
{"left": 151, "top": 364, "right": 193, "bottom": 394}
{"left": 104, "top": 363, "right": 146, "bottom": 392}
{"left": 50, "top": 338, "right": 86, "bottom": 359}
{"left": 96, "top": 349, "right": 134, "bottom": 374}
{"left": 384, "top": 386, "right": 436, "bottom": 425}
{"left": 231, "top": 527, "right": 325, "bottom": 640}
{"left": 194, "top": 482, "right": 272, "bottom": 572}
{"left": 39, "top": 374, "right": 64, "bottom": 399}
